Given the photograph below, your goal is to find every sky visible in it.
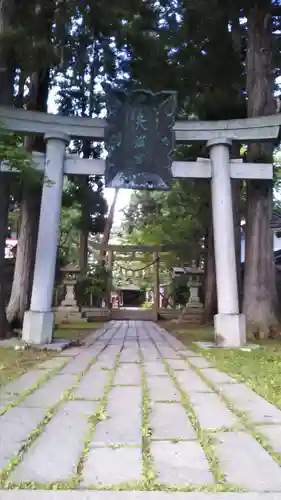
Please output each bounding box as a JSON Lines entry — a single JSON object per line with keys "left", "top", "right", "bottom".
{"left": 104, "top": 188, "right": 132, "bottom": 227}
{"left": 47, "top": 87, "right": 132, "bottom": 227}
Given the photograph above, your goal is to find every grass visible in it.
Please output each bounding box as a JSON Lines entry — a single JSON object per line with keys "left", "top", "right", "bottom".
{"left": 54, "top": 322, "right": 104, "bottom": 342}
{"left": 163, "top": 320, "right": 281, "bottom": 411}
{"left": 0, "top": 322, "right": 104, "bottom": 389}
{"left": 76, "top": 352, "right": 121, "bottom": 487}
{"left": 203, "top": 345, "right": 281, "bottom": 410}
{"left": 139, "top": 351, "right": 156, "bottom": 488}
{"left": 158, "top": 321, "right": 214, "bottom": 347}
{"left": 0, "top": 348, "right": 54, "bottom": 388}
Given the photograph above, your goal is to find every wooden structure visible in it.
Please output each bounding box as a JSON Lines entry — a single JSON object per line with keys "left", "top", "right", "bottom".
{"left": 87, "top": 243, "right": 162, "bottom": 321}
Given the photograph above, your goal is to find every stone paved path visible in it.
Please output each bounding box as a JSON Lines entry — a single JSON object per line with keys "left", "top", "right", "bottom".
{"left": 1, "top": 321, "right": 281, "bottom": 499}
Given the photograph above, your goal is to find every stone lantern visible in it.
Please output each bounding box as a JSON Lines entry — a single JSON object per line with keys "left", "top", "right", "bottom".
{"left": 61, "top": 264, "right": 80, "bottom": 308}
{"left": 56, "top": 264, "right": 86, "bottom": 323}
{"left": 185, "top": 261, "right": 203, "bottom": 307}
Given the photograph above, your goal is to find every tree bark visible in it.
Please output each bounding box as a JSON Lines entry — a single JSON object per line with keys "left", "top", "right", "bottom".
{"left": 202, "top": 220, "right": 217, "bottom": 323}
{"left": 6, "top": 68, "right": 50, "bottom": 327}
{"left": 0, "top": 0, "right": 17, "bottom": 338}
{"left": 6, "top": 194, "right": 40, "bottom": 324}
{"left": 243, "top": 2, "right": 278, "bottom": 338}
{"left": 0, "top": 0, "right": 16, "bottom": 104}
{"left": 79, "top": 212, "right": 88, "bottom": 273}
{"left": 232, "top": 179, "right": 242, "bottom": 306}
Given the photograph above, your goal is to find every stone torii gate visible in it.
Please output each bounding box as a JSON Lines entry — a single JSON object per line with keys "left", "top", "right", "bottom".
{"left": 0, "top": 106, "right": 280, "bottom": 347}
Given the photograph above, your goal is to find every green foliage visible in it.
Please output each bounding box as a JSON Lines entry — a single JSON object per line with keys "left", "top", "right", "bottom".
{"left": 59, "top": 204, "right": 81, "bottom": 264}
{"left": 62, "top": 177, "right": 107, "bottom": 235}
{"left": 170, "top": 276, "right": 190, "bottom": 307}
{"left": 120, "top": 181, "right": 207, "bottom": 268}
{"left": 75, "top": 264, "right": 110, "bottom": 307}
{"left": 0, "top": 126, "right": 43, "bottom": 187}
{"left": 141, "top": 301, "right": 153, "bottom": 309}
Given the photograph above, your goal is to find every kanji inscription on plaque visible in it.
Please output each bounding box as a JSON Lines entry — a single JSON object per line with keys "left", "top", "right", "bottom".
{"left": 104, "top": 87, "right": 177, "bottom": 190}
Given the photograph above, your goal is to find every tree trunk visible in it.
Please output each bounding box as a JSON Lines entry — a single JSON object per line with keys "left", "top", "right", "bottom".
{"left": 6, "top": 69, "right": 50, "bottom": 328}
{"left": 79, "top": 217, "right": 88, "bottom": 273}
{"left": 100, "top": 189, "right": 119, "bottom": 263}
{"left": 232, "top": 179, "right": 242, "bottom": 306}
{"left": 0, "top": 0, "right": 16, "bottom": 338}
{"left": 6, "top": 194, "right": 40, "bottom": 324}
{"left": 202, "top": 220, "right": 217, "bottom": 323}
{"left": 243, "top": 3, "right": 278, "bottom": 338}
{"left": 78, "top": 175, "right": 89, "bottom": 274}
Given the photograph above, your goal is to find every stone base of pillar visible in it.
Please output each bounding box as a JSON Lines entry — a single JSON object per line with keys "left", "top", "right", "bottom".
{"left": 61, "top": 299, "right": 77, "bottom": 307}
{"left": 57, "top": 306, "right": 80, "bottom": 313}
{"left": 214, "top": 313, "right": 246, "bottom": 347}
{"left": 22, "top": 311, "right": 54, "bottom": 345}
{"left": 186, "top": 301, "right": 203, "bottom": 309}
{"left": 55, "top": 306, "right": 86, "bottom": 324}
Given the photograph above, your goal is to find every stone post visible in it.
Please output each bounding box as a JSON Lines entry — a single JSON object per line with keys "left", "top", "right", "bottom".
{"left": 153, "top": 252, "right": 160, "bottom": 318}
{"left": 62, "top": 283, "right": 76, "bottom": 306}
{"left": 208, "top": 138, "right": 246, "bottom": 347}
{"left": 187, "top": 281, "right": 201, "bottom": 305}
{"left": 107, "top": 250, "right": 114, "bottom": 309}
{"left": 22, "top": 132, "right": 69, "bottom": 344}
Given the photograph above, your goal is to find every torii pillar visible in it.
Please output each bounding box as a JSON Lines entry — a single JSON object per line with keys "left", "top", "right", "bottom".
{"left": 208, "top": 138, "right": 246, "bottom": 347}
{"left": 22, "top": 132, "right": 69, "bottom": 344}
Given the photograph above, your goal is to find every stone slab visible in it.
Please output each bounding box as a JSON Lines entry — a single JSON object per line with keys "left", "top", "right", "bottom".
{"left": 98, "top": 349, "right": 121, "bottom": 360}
{"left": 215, "top": 431, "right": 281, "bottom": 491}
{"left": 200, "top": 368, "right": 236, "bottom": 385}
{"left": 94, "top": 357, "right": 116, "bottom": 370}
{"left": 82, "top": 447, "right": 142, "bottom": 485}
{"left": 140, "top": 349, "right": 161, "bottom": 361}
{"left": 177, "top": 349, "right": 200, "bottom": 357}
{"left": 195, "top": 342, "right": 260, "bottom": 351}
{"left": 33, "top": 340, "right": 74, "bottom": 351}
{"left": 54, "top": 347, "right": 84, "bottom": 357}
{"left": 175, "top": 370, "right": 213, "bottom": 394}
{"left": 0, "top": 337, "right": 18, "bottom": 347}
{"left": 0, "top": 396, "right": 15, "bottom": 413}
{"left": 146, "top": 376, "right": 181, "bottom": 402}
{"left": 107, "top": 385, "right": 142, "bottom": 412}
{"left": 0, "top": 370, "right": 47, "bottom": 396}
{"left": 37, "top": 358, "right": 67, "bottom": 370}
{"left": 258, "top": 425, "right": 281, "bottom": 455}
{"left": 2, "top": 491, "right": 281, "bottom": 500}
{"left": 219, "top": 383, "right": 281, "bottom": 423}
{"left": 20, "top": 374, "right": 76, "bottom": 408}
{"left": 188, "top": 392, "right": 236, "bottom": 430}
{"left": 144, "top": 362, "right": 167, "bottom": 376}
{"left": 10, "top": 400, "right": 98, "bottom": 484}
{"left": 157, "top": 349, "right": 180, "bottom": 359}
{"left": 60, "top": 354, "right": 97, "bottom": 374}
{"left": 119, "top": 349, "right": 139, "bottom": 363}
{"left": 73, "top": 368, "right": 109, "bottom": 399}
{"left": 188, "top": 357, "right": 213, "bottom": 369}
{"left": 167, "top": 359, "right": 190, "bottom": 371}
{"left": 0, "top": 406, "right": 46, "bottom": 469}
{"left": 114, "top": 363, "right": 140, "bottom": 385}
{"left": 151, "top": 441, "right": 214, "bottom": 485}
{"left": 151, "top": 402, "right": 196, "bottom": 440}
{"left": 92, "top": 387, "right": 142, "bottom": 445}
{"left": 162, "top": 338, "right": 184, "bottom": 350}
